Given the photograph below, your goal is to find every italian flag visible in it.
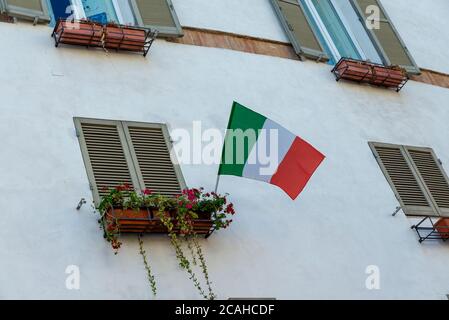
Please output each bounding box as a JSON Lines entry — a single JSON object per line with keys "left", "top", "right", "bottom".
{"left": 218, "top": 102, "right": 325, "bottom": 200}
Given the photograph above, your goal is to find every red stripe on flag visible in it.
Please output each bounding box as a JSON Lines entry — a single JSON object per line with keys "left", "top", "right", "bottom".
{"left": 270, "top": 137, "right": 325, "bottom": 200}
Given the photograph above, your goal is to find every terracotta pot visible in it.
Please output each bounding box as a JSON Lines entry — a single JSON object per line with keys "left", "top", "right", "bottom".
{"left": 105, "top": 208, "right": 213, "bottom": 235}
{"left": 372, "top": 66, "right": 405, "bottom": 87}
{"left": 434, "top": 218, "right": 449, "bottom": 239}
{"left": 333, "top": 58, "right": 407, "bottom": 91}
{"left": 103, "top": 26, "right": 147, "bottom": 52}
{"left": 334, "top": 59, "right": 373, "bottom": 83}
{"left": 53, "top": 19, "right": 103, "bottom": 47}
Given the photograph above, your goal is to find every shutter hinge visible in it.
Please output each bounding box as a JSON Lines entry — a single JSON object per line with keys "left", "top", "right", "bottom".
{"left": 89, "top": 183, "right": 94, "bottom": 191}
{"left": 438, "top": 158, "right": 443, "bottom": 165}
{"left": 75, "top": 129, "right": 80, "bottom": 138}
{"left": 315, "top": 54, "right": 326, "bottom": 63}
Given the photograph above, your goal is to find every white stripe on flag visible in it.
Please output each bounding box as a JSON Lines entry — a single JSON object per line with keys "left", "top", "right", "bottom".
{"left": 242, "top": 119, "right": 296, "bottom": 182}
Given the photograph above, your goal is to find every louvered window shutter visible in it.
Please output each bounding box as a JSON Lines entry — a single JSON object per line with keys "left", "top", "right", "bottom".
{"left": 2, "top": 0, "right": 50, "bottom": 22}
{"left": 369, "top": 142, "right": 437, "bottom": 217}
{"left": 405, "top": 147, "right": 449, "bottom": 218}
{"left": 270, "top": 0, "right": 328, "bottom": 61}
{"left": 129, "top": 0, "right": 183, "bottom": 37}
{"left": 74, "top": 118, "right": 140, "bottom": 205}
{"left": 350, "top": 0, "right": 420, "bottom": 74}
{"left": 123, "top": 122, "right": 186, "bottom": 197}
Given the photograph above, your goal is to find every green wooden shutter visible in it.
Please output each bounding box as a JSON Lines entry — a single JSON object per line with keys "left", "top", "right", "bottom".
{"left": 270, "top": 0, "right": 328, "bottom": 61}
{"left": 74, "top": 118, "right": 140, "bottom": 206}
{"left": 369, "top": 142, "right": 437, "bottom": 217}
{"left": 351, "top": 0, "right": 420, "bottom": 74}
{"left": 130, "top": 0, "right": 183, "bottom": 37}
{"left": 406, "top": 147, "right": 449, "bottom": 218}
{"left": 122, "top": 122, "right": 186, "bottom": 197}
{"left": 2, "top": 0, "right": 50, "bottom": 23}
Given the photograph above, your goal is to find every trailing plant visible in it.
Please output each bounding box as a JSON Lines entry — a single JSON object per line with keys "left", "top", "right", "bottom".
{"left": 138, "top": 235, "right": 157, "bottom": 297}
{"left": 95, "top": 184, "right": 236, "bottom": 300}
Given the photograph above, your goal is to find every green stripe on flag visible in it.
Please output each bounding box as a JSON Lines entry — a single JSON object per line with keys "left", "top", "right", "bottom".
{"left": 219, "top": 102, "right": 267, "bottom": 177}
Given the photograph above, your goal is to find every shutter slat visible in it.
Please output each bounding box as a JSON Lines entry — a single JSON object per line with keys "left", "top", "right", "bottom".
{"left": 408, "top": 150, "right": 449, "bottom": 210}
{"left": 77, "top": 121, "right": 137, "bottom": 204}
{"left": 127, "top": 125, "right": 183, "bottom": 197}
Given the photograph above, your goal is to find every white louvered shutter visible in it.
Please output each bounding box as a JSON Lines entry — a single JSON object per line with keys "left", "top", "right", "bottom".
{"left": 406, "top": 147, "right": 449, "bottom": 218}
{"left": 74, "top": 118, "right": 140, "bottom": 205}
{"left": 369, "top": 142, "right": 437, "bottom": 217}
{"left": 123, "top": 122, "right": 186, "bottom": 197}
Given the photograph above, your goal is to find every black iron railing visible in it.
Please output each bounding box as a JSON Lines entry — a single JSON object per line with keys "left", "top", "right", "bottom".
{"left": 411, "top": 217, "right": 449, "bottom": 243}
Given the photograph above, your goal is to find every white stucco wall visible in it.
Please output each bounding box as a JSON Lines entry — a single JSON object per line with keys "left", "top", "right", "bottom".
{"left": 0, "top": 18, "right": 449, "bottom": 299}
{"left": 173, "top": 0, "right": 449, "bottom": 74}
{"left": 172, "top": 0, "right": 288, "bottom": 41}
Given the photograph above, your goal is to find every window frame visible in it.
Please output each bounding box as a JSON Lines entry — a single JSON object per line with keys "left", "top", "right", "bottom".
{"left": 111, "top": 0, "right": 135, "bottom": 25}
{"left": 2, "top": 0, "right": 51, "bottom": 22}
{"left": 129, "top": 0, "right": 183, "bottom": 37}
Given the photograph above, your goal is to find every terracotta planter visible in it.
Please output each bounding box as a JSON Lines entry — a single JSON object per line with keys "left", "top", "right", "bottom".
{"left": 434, "top": 218, "right": 449, "bottom": 239}
{"left": 53, "top": 19, "right": 103, "bottom": 47}
{"left": 103, "top": 25, "right": 147, "bottom": 52}
{"left": 333, "top": 59, "right": 373, "bottom": 83}
{"left": 105, "top": 208, "right": 213, "bottom": 235}
{"left": 332, "top": 57, "right": 408, "bottom": 91}
{"left": 372, "top": 66, "right": 406, "bottom": 87}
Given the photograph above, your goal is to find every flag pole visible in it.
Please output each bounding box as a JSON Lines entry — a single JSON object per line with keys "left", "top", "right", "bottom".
{"left": 214, "top": 174, "right": 221, "bottom": 194}
{"left": 207, "top": 102, "right": 235, "bottom": 239}
{"left": 206, "top": 172, "right": 220, "bottom": 239}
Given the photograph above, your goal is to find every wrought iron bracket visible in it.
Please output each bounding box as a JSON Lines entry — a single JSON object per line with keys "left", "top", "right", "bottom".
{"left": 392, "top": 206, "right": 403, "bottom": 217}
{"left": 76, "top": 198, "right": 86, "bottom": 210}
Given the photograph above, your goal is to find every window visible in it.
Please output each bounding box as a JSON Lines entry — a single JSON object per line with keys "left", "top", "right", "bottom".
{"left": 271, "top": 0, "right": 420, "bottom": 74}
{"left": 369, "top": 142, "right": 449, "bottom": 218}
{"left": 303, "top": 0, "right": 363, "bottom": 63}
{"left": 74, "top": 118, "right": 186, "bottom": 205}
{"left": 48, "top": 0, "right": 182, "bottom": 37}
{"left": 0, "top": 0, "right": 50, "bottom": 23}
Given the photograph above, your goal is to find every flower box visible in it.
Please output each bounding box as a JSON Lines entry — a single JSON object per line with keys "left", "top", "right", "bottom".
{"left": 434, "top": 218, "right": 449, "bottom": 240}
{"left": 52, "top": 19, "right": 103, "bottom": 48}
{"left": 105, "top": 207, "right": 214, "bottom": 235}
{"left": 103, "top": 25, "right": 149, "bottom": 54}
{"left": 52, "top": 19, "right": 157, "bottom": 57}
{"left": 332, "top": 57, "right": 408, "bottom": 92}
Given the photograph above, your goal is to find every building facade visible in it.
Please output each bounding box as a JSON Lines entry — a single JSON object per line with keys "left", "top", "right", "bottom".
{"left": 0, "top": 0, "right": 449, "bottom": 299}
